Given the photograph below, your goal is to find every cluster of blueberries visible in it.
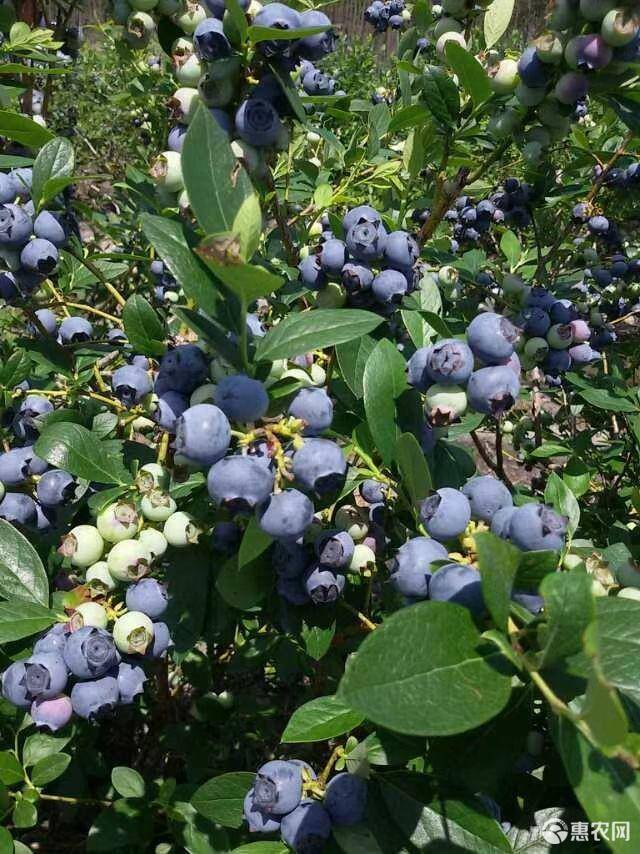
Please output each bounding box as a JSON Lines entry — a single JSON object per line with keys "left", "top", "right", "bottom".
{"left": 390, "top": 472, "right": 566, "bottom": 615}
{"left": 481, "top": 3, "right": 640, "bottom": 153}
{"left": 1, "top": 502, "right": 173, "bottom": 725}
{"left": 140, "top": 1, "right": 338, "bottom": 203}
{"left": 298, "top": 205, "right": 421, "bottom": 313}
{"left": 580, "top": 251, "right": 640, "bottom": 321}
{"left": 244, "top": 759, "right": 366, "bottom": 849}
{"left": 594, "top": 159, "right": 640, "bottom": 192}
{"left": 150, "top": 258, "right": 180, "bottom": 304}
{"left": 0, "top": 167, "right": 72, "bottom": 303}
{"left": 573, "top": 204, "right": 624, "bottom": 250}
{"left": 364, "top": 0, "right": 409, "bottom": 32}
{"left": 428, "top": 0, "right": 493, "bottom": 60}
{"left": 413, "top": 178, "right": 534, "bottom": 251}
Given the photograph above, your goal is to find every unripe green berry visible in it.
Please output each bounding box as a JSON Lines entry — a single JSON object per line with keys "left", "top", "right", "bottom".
{"left": 97, "top": 501, "right": 140, "bottom": 543}
{"left": 163, "top": 511, "right": 201, "bottom": 547}
{"left": 190, "top": 383, "right": 216, "bottom": 407}
{"left": 334, "top": 506, "right": 368, "bottom": 542}
{"left": 425, "top": 384, "right": 468, "bottom": 421}
{"left": 138, "top": 528, "right": 168, "bottom": 560}
{"left": 86, "top": 561, "right": 117, "bottom": 594}
{"left": 137, "top": 463, "right": 170, "bottom": 493}
{"left": 150, "top": 151, "right": 183, "bottom": 193}
{"left": 71, "top": 602, "right": 109, "bottom": 630}
{"left": 59, "top": 525, "right": 104, "bottom": 568}
{"left": 524, "top": 337, "right": 550, "bottom": 362}
{"left": 107, "top": 539, "right": 151, "bottom": 582}
{"left": 349, "top": 544, "right": 376, "bottom": 573}
{"left": 113, "top": 611, "right": 154, "bottom": 655}
{"left": 141, "top": 490, "right": 177, "bottom": 522}
{"left": 547, "top": 323, "right": 573, "bottom": 349}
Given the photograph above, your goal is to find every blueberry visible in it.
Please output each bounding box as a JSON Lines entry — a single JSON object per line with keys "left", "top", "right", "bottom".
{"left": 59, "top": 316, "right": 93, "bottom": 344}
{"left": 19, "top": 238, "right": 58, "bottom": 275}
{"left": 2, "top": 661, "right": 32, "bottom": 708}
{"left": 71, "top": 674, "right": 119, "bottom": 720}
{"left": 491, "top": 505, "right": 516, "bottom": 539}
{"left": 235, "top": 98, "right": 283, "bottom": 147}
{"left": 156, "top": 345, "right": 209, "bottom": 395}
{"left": 106, "top": 327, "right": 127, "bottom": 344}
{"left": 467, "top": 366, "right": 520, "bottom": 416}
{"left": 37, "top": 469, "right": 76, "bottom": 507}
{"left": 253, "top": 3, "right": 302, "bottom": 58}
{"left": 0, "top": 446, "right": 45, "bottom": 485}
{"left": 511, "top": 590, "right": 544, "bottom": 614}
{"left": 0, "top": 203, "right": 32, "bottom": 248}
{"left": 215, "top": 374, "right": 269, "bottom": 423}
{"left": 175, "top": 404, "right": 231, "bottom": 467}
{"left": 569, "top": 343, "right": 601, "bottom": 365}
{"left": 167, "top": 124, "right": 188, "bottom": 153}
{"left": 0, "top": 270, "right": 21, "bottom": 301}
{"left": 112, "top": 365, "right": 152, "bottom": 406}
{"left": 517, "top": 46, "right": 551, "bottom": 88}
{"left": 313, "top": 529, "right": 354, "bottom": 568}
{"left": 253, "top": 759, "right": 303, "bottom": 815}
{"left": 33, "top": 210, "right": 68, "bottom": 247}
{"left": 550, "top": 299, "right": 578, "bottom": 325}
{"left": 125, "top": 578, "right": 168, "bottom": 620}
{"left": 292, "top": 438, "right": 347, "bottom": 497}
{"left": 302, "top": 69, "right": 336, "bottom": 95}
{"left": 525, "top": 287, "right": 556, "bottom": 312}
{"left": 277, "top": 574, "right": 310, "bottom": 605}
{"left": 153, "top": 390, "right": 188, "bottom": 433}
{"left": 147, "top": 621, "right": 173, "bottom": 659}
{"left": 0, "top": 173, "right": 14, "bottom": 204}
{"left": 31, "top": 695, "right": 73, "bottom": 731}
{"left": 33, "top": 624, "right": 68, "bottom": 656}
{"left": 13, "top": 394, "right": 54, "bottom": 441}
{"left": 288, "top": 387, "right": 333, "bottom": 436}
{"left": 257, "top": 489, "right": 314, "bottom": 540}
{"left": 247, "top": 313, "right": 267, "bottom": 339}
{"left": 9, "top": 167, "right": 32, "bottom": 199}
{"left": 406, "top": 346, "right": 432, "bottom": 391}
{"left": 588, "top": 215, "right": 609, "bottom": 234}
{"left": 244, "top": 788, "right": 282, "bottom": 834}
{"left": 0, "top": 492, "right": 37, "bottom": 526}
{"left": 343, "top": 205, "right": 381, "bottom": 233}
{"left": 63, "top": 626, "right": 120, "bottom": 679}
{"left": 544, "top": 348, "right": 572, "bottom": 376}
{"left": 467, "top": 312, "right": 519, "bottom": 364}
{"left": 340, "top": 263, "right": 372, "bottom": 298}
{"left": 280, "top": 799, "right": 332, "bottom": 852}
{"left": 345, "top": 217, "right": 387, "bottom": 262}
{"left": 297, "top": 10, "right": 336, "bottom": 59}
{"left": 20, "top": 653, "right": 68, "bottom": 701}
{"left": 372, "top": 269, "right": 408, "bottom": 304}
{"left": 117, "top": 661, "right": 147, "bottom": 704}
{"left": 389, "top": 536, "right": 448, "bottom": 600}
{"left": 193, "top": 18, "right": 231, "bottom": 62}
{"left": 515, "top": 307, "right": 551, "bottom": 337}
{"left": 384, "top": 230, "right": 419, "bottom": 270}
{"left": 319, "top": 238, "right": 347, "bottom": 274}
{"left": 429, "top": 563, "right": 484, "bottom": 615}
{"left": 298, "top": 254, "right": 326, "bottom": 289}
{"left": 211, "top": 521, "right": 241, "bottom": 554}
{"left": 420, "top": 488, "right": 471, "bottom": 541}
{"left": 207, "top": 455, "right": 275, "bottom": 513}
{"left": 304, "top": 563, "right": 345, "bottom": 604}
{"left": 273, "top": 540, "right": 309, "bottom": 578}
{"left": 426, "top": 338, "right": 474, "bottom": 385}
{"left": 462, "top": 475, "right": 513, "bottom": 523}
{"left": 360, "top": 479, "right": 387, "bottom": 504}
{"left": 508, "top": 503, "right": 567, "bottom": 551}
{"left": 324, "top": 773, "right": 367, "bottom": 826}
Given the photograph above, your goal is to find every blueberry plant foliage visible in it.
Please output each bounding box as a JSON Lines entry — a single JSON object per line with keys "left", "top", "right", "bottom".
{"left": 0, "top": 0, "right": 639, "bottom": 851}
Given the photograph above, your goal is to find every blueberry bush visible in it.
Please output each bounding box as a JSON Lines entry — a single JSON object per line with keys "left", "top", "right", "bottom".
{"left": 0, "top": 0, "right": 639, "bottom": 851}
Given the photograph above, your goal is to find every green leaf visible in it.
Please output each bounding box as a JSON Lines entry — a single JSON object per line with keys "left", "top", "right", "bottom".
{"left": 500, "top": 230, "right": 522, "bottom": 270}
{"left": 444, "top": 41, "right": 491, "bottom": 106}
{"left": 0, "top": 599, "right": 56, "bottom": 643}
{"left": 182, "top": 105, "right": 260, "bottom": 260}
{"left": 379, "top": 772, "right": 511, "bottom": 852}
{"left": 484, "top": 0, "right": 515, "bottom": 48}
{"left": 281, "top": 695, "right": 364, "bottom": 744}
{"left": 0, "top": 110, "right": 54, "bottom": 148}
{"left": 31, "top": 137, "right": 74, "bottom": 211}
{"left": 388, "top": 103, "right": 430, "bottom": 133}
{"left": 12, "top": 797, "right": 37, "bottom": 829}
{"left": 339, "top": 601, "right": 512, "bottom": 736}
{"left": 591, "top": 598, "right": 640, "bottom": 706}
{"left": 395, "top": 432, "right": 432, "bottom": 505}
{"left": 415, "top": 309, "right": 452, "bottom": 339}
{"left": 248, "top": 24, "right": 328, "bottom": 44}
{"left": 140, "top": 213, "right": 221, "bottom": 317}
{"left": 0, "top": 751, "right": 23, "bottom": 785}
{"left": 256, "top": 309, "right": 383, "bottom": 364}
{"left": 0, "top": 827, "right": 13, "bottom": 854}
{"left": 0, "top": 519, "right": 48, "bottom": 606}
{"left": 476, "top": 532, "right": 520, "bottom": 632}
{"left": 0, "top": 349, "right": 31, "bottom": 390}
{"left": 122, "top": 295, "right": 165, "bottom": 357}
{"left": 301, "top": 618, "right": 335, "bottom": 661}
{"left": 563, "top": 457, "right": 592, "bottom": 498}
{"left": 31, "top": 753, "right": 71, "bottom": 786}
{"left": 23, "top": 733, "right": 70, "bottom": 767}
{"left": 225, "top": 0, "right": 249, "bottom": 43}
{"left": 538, "top": 570, "right": 594, "bottom": 667}
{"left": 111, "top": 766, "right": 146, "bottom": 799}
{"left": 552, "top": 717, "right": 640, "bottom": 853}
{"left": 421, "top": 66, "right": 459, "bottom": 125}
{"left": 580, "top": 667, "right": 628, "bottom": 749}
{"left": 544, "top": 471, "right": 580, "bottom": 538}
{"left": 333, "top": 823, "right": 384, "bottom": 854}
{"left": 336, "top": 335, "right": 376, "bottom": 399}
{"left": 514, "top": 550, "right": 559, "bottom": 590}
{"left": 238, "top": 516, "right": 272, "bottom": 570}
{"left": 231, "top": 844, "right": 288, "bottom": 854}
{"left": 216, "top": 554, "right": 272, "bottom": 610}
{"left": 192, "top": 771, "right": 255, "bottom": 828}
{"left": 196, "top": 255, "right": 283, "bottom": 304}
{"left": 363, "top": 339, "right": 408, "bottom": 466}
{"left": 35, "top": 423, "right": 132, "bottom": 485}
{"left": 401, "top": 272, "right": 443, "bottom": 348}
{"left": 173, "top": 307, "right": 242, "bottom": 372}
{"left": 529, "top": 443, "right": 572, "bottom": 458}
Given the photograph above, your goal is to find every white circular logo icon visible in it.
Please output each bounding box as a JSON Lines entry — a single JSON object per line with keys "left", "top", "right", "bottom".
{"left": 541, "top": 818, "right": 569, "bottom": 845}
